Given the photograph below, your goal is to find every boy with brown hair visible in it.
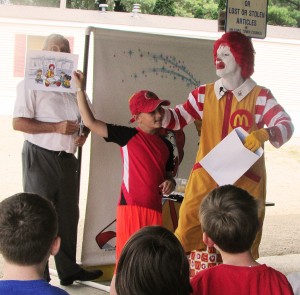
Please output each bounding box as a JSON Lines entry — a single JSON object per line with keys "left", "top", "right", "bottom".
{"left": 191, "top": 185, "right": 294, "bottom": 295}
{"left": 0, "top": 192, "right": 69, "bottom": 294}
{"left": 116, "top": 226, "right": 191, "bottom": 295}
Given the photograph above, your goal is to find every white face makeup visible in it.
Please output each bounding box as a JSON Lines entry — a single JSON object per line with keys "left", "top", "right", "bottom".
{"left": 215, "top": 45, "right": 241, "bottom": 79}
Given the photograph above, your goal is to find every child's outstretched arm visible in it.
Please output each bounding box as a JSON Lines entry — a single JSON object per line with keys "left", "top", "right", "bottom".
{"left": 73, "top": 70, "right": 108, "bottom": 138}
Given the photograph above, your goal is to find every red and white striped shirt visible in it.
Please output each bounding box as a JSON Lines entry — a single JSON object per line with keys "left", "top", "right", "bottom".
{"left": 163, "top": 78, "right": 294, "bottom": 148}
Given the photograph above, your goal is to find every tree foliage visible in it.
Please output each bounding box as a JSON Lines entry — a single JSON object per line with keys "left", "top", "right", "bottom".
{"left": 269, "top": 0, "right": 300, "bottom": 10}
{"left": 268, "top": 0, "right": 300, "bottom": 27}
{"left": 268, "top": 6, "right": 299, "bottom": 27}
{"left": 67, "top": 0, "right": 97, "bottom": 10}
{"left": 118, "top": 0, "right": 156, "bottom": 14}
{"left": 121, "top": 0, "right": 300, "bottom": 27}
{"left": 152, "top": 0, "right": 176, "bottom": 16}
{"left": 1, "top": 0, "right": 299, "bottom": 27}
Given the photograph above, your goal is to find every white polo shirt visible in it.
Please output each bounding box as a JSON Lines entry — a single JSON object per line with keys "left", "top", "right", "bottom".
{"left": 13, "top": 80, "right": 83, "bottom": 154}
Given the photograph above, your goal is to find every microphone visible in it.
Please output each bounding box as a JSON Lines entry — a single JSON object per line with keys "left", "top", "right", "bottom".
{"left": 219, "top": 87, "right": 226, "bottom": 95}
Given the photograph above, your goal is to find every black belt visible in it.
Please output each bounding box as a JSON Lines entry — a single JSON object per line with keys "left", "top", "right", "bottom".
{"left": 29, "top": 142, "right": 74, "bottom": 158}
{"left": 54, "top": 151, "right": 74, "bottom": 158}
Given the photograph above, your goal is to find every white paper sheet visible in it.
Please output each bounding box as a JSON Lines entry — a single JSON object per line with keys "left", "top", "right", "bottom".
{"left": 200, "top": 127, "right": 263, "bottom": 186}
{"left": 25, "top": 50, "right": 78, "bottom": 93}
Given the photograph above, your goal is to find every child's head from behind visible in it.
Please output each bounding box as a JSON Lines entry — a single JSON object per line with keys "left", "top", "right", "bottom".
{"left": 200, "top": 185, "right": 259, "bottom": 253}
{"left": 0, "top": 193, "right": 58, "bottom": 265}
{"left": 116, "top": 225, "right": 191, "bottom": 295}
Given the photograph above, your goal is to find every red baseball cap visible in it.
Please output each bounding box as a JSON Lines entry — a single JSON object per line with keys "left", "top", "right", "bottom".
{"left": 129, "top": 90, "right": 170, "bottom": 122}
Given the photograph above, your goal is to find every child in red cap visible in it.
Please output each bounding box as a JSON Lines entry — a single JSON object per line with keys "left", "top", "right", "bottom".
{"left": 73, "top": 70, "right": 176, "bottom": 294}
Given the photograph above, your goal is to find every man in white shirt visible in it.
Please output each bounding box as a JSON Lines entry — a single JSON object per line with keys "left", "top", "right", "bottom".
{"left": 13, "top": 34, "right": 102, "bottom": 286}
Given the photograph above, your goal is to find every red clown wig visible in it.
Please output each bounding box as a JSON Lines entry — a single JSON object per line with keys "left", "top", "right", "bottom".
{"left": 213, "top": 32, "right": 255, "bottom": 79}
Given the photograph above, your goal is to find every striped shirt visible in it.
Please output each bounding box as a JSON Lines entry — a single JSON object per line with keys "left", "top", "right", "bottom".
{"left": 162, "top": 78, "right": 294, "bottom": 149}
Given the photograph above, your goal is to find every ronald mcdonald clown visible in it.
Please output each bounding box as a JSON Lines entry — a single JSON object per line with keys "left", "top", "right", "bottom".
{"left": 162, "top": 32, "right": 294, "bottom": 275}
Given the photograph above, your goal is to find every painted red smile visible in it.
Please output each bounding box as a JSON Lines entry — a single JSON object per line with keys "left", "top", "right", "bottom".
{"left": 216, "top": 62, "right": 225, "bottom": 69}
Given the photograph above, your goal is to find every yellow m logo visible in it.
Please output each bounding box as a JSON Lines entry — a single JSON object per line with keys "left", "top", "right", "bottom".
{"left": 233, "top": 114, "right": 249, "bottom": 128}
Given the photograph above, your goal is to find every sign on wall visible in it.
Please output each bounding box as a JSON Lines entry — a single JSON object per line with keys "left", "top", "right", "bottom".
{"left": 225, "top": 0, "right": 268, "bottom": 39}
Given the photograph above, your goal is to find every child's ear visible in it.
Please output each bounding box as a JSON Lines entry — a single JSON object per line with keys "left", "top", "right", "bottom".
{"left": 50, "top": 236, "right": 61, "bottom": 256}
{"left": 203, "top": 232, "right": 215, "bottom": 247}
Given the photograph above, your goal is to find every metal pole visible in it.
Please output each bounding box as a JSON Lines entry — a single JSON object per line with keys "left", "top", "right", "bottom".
{"left": 60, "top": 0, "right": 67, "bottom": 9}
{"left": 77, "top": 29, "right": 91, "bottom": 195}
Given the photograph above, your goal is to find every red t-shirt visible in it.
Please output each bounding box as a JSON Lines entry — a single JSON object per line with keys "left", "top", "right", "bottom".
{"left": 105, "top": 124, "right": 174, "bottom": 212}
{"left": 191, "top": 264, "right": 294, "bottom": 295}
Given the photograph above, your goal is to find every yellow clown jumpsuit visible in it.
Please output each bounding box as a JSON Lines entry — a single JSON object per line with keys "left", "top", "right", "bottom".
{"left": 163, "top": 78, "right": 294, "bottom": 261}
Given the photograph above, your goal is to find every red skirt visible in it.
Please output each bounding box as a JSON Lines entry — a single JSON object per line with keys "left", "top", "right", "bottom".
{"left": 115, "top": 205, "right": 162, "bottom": 263}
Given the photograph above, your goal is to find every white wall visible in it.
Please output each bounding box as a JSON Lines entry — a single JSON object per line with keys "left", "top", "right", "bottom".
{"left": 1, "top": 5, "right": 299, "bottom": 133}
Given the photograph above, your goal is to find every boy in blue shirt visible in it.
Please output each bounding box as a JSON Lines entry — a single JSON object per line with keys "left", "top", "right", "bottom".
{"left": 0, "top": 193, "right": 69, "bottom": 294}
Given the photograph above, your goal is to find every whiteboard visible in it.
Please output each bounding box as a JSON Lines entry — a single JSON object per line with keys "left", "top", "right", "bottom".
{"left": 81, "top": 27, "right": 217, "bottom": 266}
